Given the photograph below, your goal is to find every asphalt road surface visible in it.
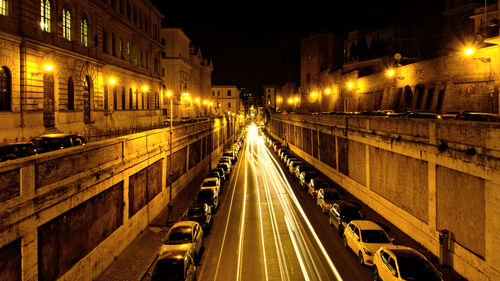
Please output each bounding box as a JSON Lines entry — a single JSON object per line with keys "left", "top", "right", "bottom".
{"left": 197, "top": 126, "right": 372, "bottom": 281}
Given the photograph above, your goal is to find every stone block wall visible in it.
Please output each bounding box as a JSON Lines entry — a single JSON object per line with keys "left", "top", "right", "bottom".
{"left": 0, "top": 119, "right": 231, "bottom": 281}
{"left": 270, "top": 113, "right": 500, "bottom": 281}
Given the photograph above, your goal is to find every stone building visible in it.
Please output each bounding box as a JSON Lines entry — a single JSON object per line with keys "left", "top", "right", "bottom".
{"left": 160, "top": 28, "right": 213, "bottom": 118}
{"left": 211, "top": 85, "right": 240, "bottom": 116}
{"left": 0, "top": 0, "right": 164, "bottom": 142}
{"left": 263, "top": 84, "right": 278, "bottom": 109}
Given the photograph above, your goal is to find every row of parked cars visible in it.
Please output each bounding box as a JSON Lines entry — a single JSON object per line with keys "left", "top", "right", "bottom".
{"left": 150, "top": 131, "right": 245, "bottom": 281}
{"left": 312, "top": 110, "right": 500, "bottom": 121}
{"left": 264, "top": 134, "right": 444, "bottom": 281}
{"left": 0, "top": 133, "right": 87, "bottom": 162}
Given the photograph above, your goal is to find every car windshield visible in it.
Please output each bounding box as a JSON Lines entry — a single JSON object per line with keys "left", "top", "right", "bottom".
{"left": 324, "top": 192, "right": 341, "bottom": 200}
{"left": 187, "top": 207, "right": 204, "bottom": 217}
{"left": 223, "top": 153, "right": 233, "bottom": 157}
{"left": 152, "top": 259, "right": 184, "bottom": 281}
{"left": 340, "top": 206, "right": 362, "bottom": 221}
{"left": 395, "top": 251, "right": 441, "bottom": 281}
{"left": 164, "top": 226, "right": 192, "bottom": 244}
{"left": 197, "top": 189, "right": 214, "bottom": 200}
{"left": 207, "top": 173, "right": 219, "bottom": 178}
{"left": 202, "top": 180, "right": 217, "bottom": 187}
{"left": 361, "top": 230, "right": 390, "bottom": 243}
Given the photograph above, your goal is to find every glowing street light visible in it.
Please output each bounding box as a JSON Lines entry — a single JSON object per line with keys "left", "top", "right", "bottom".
{"left": 465, "top": 47, "right": 475, "bottom": 56}
{"left": 44, "top": 64, "right": 53, "bottom": 71}
{"left": 325, "top": 88, "right": 331, "bottom": 94}
{"left": 166, "top": 91, "right": 172, "bottom": 97}
{"left": 142, "top": 86, "right": 148, "bottom": 91}
{"left": 294, "top": 97, "right": 299, "bottom": 103}
{"left": 288, "top": 98, "right": 293, "bottom": 104}
{"left": 311, "top": 92, "right": 317, "bottom": 98}
{"left": 386, "top": 69, "right": 395, "bottom": 77}
{"left": 277, "top": 97, "right": 282, "bottom": 103}
{"left": 347, "top": 82, "right": 354, "bottom": 88}
{"left": 109, "top": 78, "right": 116, "bottom": 84}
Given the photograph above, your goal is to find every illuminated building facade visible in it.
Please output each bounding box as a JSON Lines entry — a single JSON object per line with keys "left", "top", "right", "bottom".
{"left": 0, "top": 0, "right": 164, "bottom": 142}
{"left": 211, "top": 85, "right": 240, "bottom": 116}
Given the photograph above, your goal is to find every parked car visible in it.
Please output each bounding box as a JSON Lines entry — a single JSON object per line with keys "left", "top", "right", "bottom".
{"left": 219, "top": 158, "right": 232, "bottom": 169}
{"left": 455, "top": 111, "right": 500, "bottom": 122}
{"left": 159, "top": 221, "right": 204, "bottom": 259}
{"left": 286, "top": 157, "right": 299, "bottom": 167}
{"left": 343, "top": 220, "right": 394, "bottom": 266}
{"left": 373, "top": 245, "right": 443, "bottom": 281}
{"left": 30, "top": 133, "right": 86, "bottom": 154}
{"left": 184, "top": 203, "right": 213, "bottom": 234}
{"left": 329, "top": 201, "right": 364, "bottom": 235}
{"left": 207, "top": 170, "right": 223, "bottom": 183}
{"left": 288, "top": 160, "right": 303, "bottom": 174}
{"left": 220, "top": 156, "right": 235, "bottom": 166}
{"left": 212, "top": 168, "right": 226, "bottom": 181}
{"left": 216, "top": 162, "right": 231, "bottom": 175}
{"left": 196, "top": 187, "right": 219, "bottom": 212}
{"left": 317, "top": 188, "right": 343, "bottom": 213}
{"left": 295, "top": 164, "right": 314, "bottom": 178}
{"left": 223, "top": 150, "right": 237, "bottom": 161}
{"left": 0, "top": 142, "right": 37, "bottom": 162}
{"left": 405, "top": 112, "right": 442, "bottom": 119}
{"left": 308, "top": 177, "right": 331, "bottom": 194}
{"left": 152, "top": 249, "right": 197, "bottom": 281}
{"left": 299, "top": 171, "right": 318, "bottom": 188}
{"left": 441, "top": 111, "right": 461, "bottom": 119}
{"left": 201, "top": 177, "right": 220, "bottom": 195}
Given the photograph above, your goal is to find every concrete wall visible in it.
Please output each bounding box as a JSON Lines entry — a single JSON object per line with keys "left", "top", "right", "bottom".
{"left": 0, "top": 118, "right": 232, "bottom": 281}
{"left": 270, "top": 113, "right": 500, "bottom": 281}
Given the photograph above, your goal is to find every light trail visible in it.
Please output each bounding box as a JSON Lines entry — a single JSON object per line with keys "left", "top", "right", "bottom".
{"left": 235, "top": 140, "right": 249, "bottom": 281}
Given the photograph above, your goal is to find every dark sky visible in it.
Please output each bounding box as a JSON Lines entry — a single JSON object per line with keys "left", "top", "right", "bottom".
{"left": 154, "top": 1, "right": 444, "bottom": 94}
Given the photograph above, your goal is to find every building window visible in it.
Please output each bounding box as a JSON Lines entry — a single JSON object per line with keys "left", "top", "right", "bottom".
{"left": 104, "top": 85, "right": 108, "bottom": 110}
{"left": 122, "top": 87, "right": 126, "bottom": 110}
{"left": 133, "top": 46, "right": 137, "bottom": 65}
{"left": 212, "top": 91, "right": 214, "bottom": 96}
{"left": 0, "top": 66, "right": 11, "bottom": 111}
{"left": 62, "top": 9, "right": 71, "bottom": 40}
{"left": 217, "top": 91, "right": 220, "bottom": 96}
{"left": 68, "top": 77, "right": 75, "bottom": 110}
{"left": 111, "top": 33, "right": 116, "bottom": 56}
{"left": 129, "top": 88, "right": 133, "bottom": 109}
{"left": 81, "top": 17, "right": 88, "bottom": 47}
{"left": 119, "top": 0, "right": 123, "bottom": 13}
{"left": 127, "top": 42, "right": 130, "bottom": 62}
{"left": 227, "top": 90, "right": 231, "bottom": 96}
{"left": 102, "top": 28, "right": 107, "bottom": 53}
{"left": 135, "top": 89, "right": 138, "bottom": 109}
{"left": 228, "top": 102, "right": 231, "bottom": 108}
{"left": 120, "top": 39, "right": 123, "bottom": 59}
{"left": 127, "top": 1, "right": 130, "bottom": 19}
{"left": 161, "top": 68, "right": 165, "bottom": 77}
{"left": 268, "top": 94, "right": 270, "bottom": 98}
{"left": 0, "top": 0, "right": 8, "bottom": 16}
{"left": 40, "top": 0, "right": 51, "bottom": 32}
{"left": 113, "top": 87, "right": 117, "bottom": 110}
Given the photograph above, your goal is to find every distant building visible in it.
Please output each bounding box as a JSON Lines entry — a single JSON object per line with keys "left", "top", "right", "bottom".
{"left": 0, "top": 0, "right": 164, "bottom": 142}
{"left": 160, "top": 28, "right": 213, "bottom": 118}
{"left": 211, "top": 85, "right": 240, "bottom": 116}
{"left": 263, "top": 84, "right": 279, "bottom": 108}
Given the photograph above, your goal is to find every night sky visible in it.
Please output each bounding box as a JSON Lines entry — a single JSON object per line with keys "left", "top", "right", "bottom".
{"left": 154, "top": 1, "right": 444, "bottom": 94}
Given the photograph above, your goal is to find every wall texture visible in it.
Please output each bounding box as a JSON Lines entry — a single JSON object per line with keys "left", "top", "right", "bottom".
{"left": 0, "top": 118, "right": 234, "bottom": 281}
{"left": 270, "top": 113, "right": 500, "bottom": 281}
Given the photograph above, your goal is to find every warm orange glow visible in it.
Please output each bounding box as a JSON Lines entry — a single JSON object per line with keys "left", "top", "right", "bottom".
{"left": 288, "top": 98, "right": 293, "bottom": 104}
{"left": 311, "top": 92, "right": 317, "bottom": 98}
{"left": 209, "top": 102, "right": 214, "bottom": 106}
{"left": 294, "top": 97, "right": 299, "bottom": 103}
{"left": 325, "top": 88, "right": 331, "bottom": 94}
{"left": 348, "top": 82, "right": 353, "bottom": 88}
{"left": 465, "top": 48, "right": 475, "bottom": 56}
{"left": 277, "top": 97, "right": 282, "bottom": 102}
{"left": 203, "top": 100, "right": 208, "bottom": 105}
{"left": 109, "top": 78, "right": 116, "bottom": 84}
{"left": 166, "top": 91, "right": 172, "bottom": 97}
{"left": 195, "top": 98, "right": 200, "bottom": 103}
{"left": 142, "top": 86, "right": 148, "bottom": 91}
{"left": 386, "top": 69, "right": 395, "bottom": 77}
{"left": 44, "top": 64, "right": 53, "bottom": 71}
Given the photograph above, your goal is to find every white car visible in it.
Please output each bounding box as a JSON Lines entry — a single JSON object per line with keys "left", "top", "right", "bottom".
{"left": 373, "top": 245, "right": 443, "bottom": 281}
{"left": 159, "top": 221, "right": 204, "bottom": 259}
{"left": 317, "top": 188, "right": 343, "bottom": 213}
{"left": 343, "top": 220, "right": 393, "bottom": 266}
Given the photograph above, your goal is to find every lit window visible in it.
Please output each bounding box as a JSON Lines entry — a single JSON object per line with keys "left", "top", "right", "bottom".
{"left": 120, "top": 39, "right": 123, "bottom": 59}
{"left": 40, "top": 0, "right": 51, "bottom": 32}
{"left": 62, "top": 9, "right": 71, "bottom": 40}
{"left": 127, "top": 42, "right": 131, "bottom": 62}
{"left": 0, "top": 66, "right": 11, "bottom": 111}
{"left": 81, "top": 18, "right": 88, "bottom": 47}
{"left": 0, "top": 0, "right": 8, "bottom": 16}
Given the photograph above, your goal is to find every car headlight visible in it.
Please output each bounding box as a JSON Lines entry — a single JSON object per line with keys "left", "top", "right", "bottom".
{"left": 363, "top": 248, "right": 373, "bottom": 256}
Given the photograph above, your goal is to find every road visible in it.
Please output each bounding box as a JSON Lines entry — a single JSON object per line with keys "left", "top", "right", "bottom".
{"left": 197, "top": 126, "right": 372, "bottom": 281}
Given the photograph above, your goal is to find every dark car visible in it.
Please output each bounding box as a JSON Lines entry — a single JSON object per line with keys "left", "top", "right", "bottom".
{"left": 295, "top": 164, "right": 314, "bottom": 178}
{"left": 30, "top": 133, "right": 86, "bottom": 154}
{"left": 455, "top": 112, "right": 500, "bottom": 122}
{"left": 196, "top": 188, "right": 219, "bottom": 212}
{"left": 184, "top": 203, "right": 212, "bottom": 234}
{"left": 151, "top": 250, "right": 196, "bottom": 281}
{"left": 405, "top": 112, "right": 442, "bottom": 119}
{"left": 329, "top": 201, "right": 363, "bottom": 235}
{"left": 207, "top": 171, "right": 223, "bottom": 183}
{"left": 0, "top": 142, "right": 37, "bottom": 162}
{"left": 223, "top": 150, "right": 237, "bottom": 161}
{"left": 212, "top": 168, "right": 226, "bottom": 181}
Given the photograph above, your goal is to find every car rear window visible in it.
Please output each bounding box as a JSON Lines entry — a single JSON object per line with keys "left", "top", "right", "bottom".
{"left": 197, "top": 189, "right": 215, "bottom": 200}
{"left": 361, "top": 230, "right": 390, "bottom": 243}
{"left": 152, "top": 259, "right": 184, "bottom": 281}
{"left": 164, "top": 226, "right": 192, "bottom": 244}
{"left": 394, "top": 251, "right": 441, "bottom": 281}
{"left": 202, "top": 180, "right": 218, "bottom": 187}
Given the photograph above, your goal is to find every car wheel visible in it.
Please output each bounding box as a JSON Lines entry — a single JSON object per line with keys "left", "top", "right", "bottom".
{"left": 358, "top": 251, "right": 365, "bottom": 265}
{"left": 343, "top": 236, "right": 348, "bottom": 248}
{"left": 373, "top": 267, "right": 381, "bottom": 281}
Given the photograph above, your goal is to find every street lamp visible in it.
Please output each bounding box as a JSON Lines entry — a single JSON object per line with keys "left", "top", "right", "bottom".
{"left": 166, "top": 90, "right": 174, "bottom": 226}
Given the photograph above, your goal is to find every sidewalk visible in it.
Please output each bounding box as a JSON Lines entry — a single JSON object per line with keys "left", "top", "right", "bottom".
{"left": 95, "top": 168, "right": 208, "bottom": 281}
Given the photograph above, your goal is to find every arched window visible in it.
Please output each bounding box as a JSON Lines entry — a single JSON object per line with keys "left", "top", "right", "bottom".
{"left": 81, "top": 17, "right": 88, "bottom": 47}
{"left": 68, "top": 77, "right": 74, "bottom": 110}
{"left": 0, "top": 66, "right": 11, "bottom": 111}
{"left": 0, "top": 0, "right": 8, "bottom": 16}
{"left": 102, "top": 28, "right": 107, "bottom": 53}
{"left": 228, "top": 102, "right": 231, "bottom": 109}
{"left": 40, "top": 0, "right": 51, "bottom": 32}
{"left": 121, "top": 87, "right": 126, "bottom": 110}
{"left": 62, "top": 8, "right": 71, "bottom": 40}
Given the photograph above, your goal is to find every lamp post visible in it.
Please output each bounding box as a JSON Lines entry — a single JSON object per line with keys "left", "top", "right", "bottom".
{"left": 166, "top": 91, "right": 174, "bottom": 226}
